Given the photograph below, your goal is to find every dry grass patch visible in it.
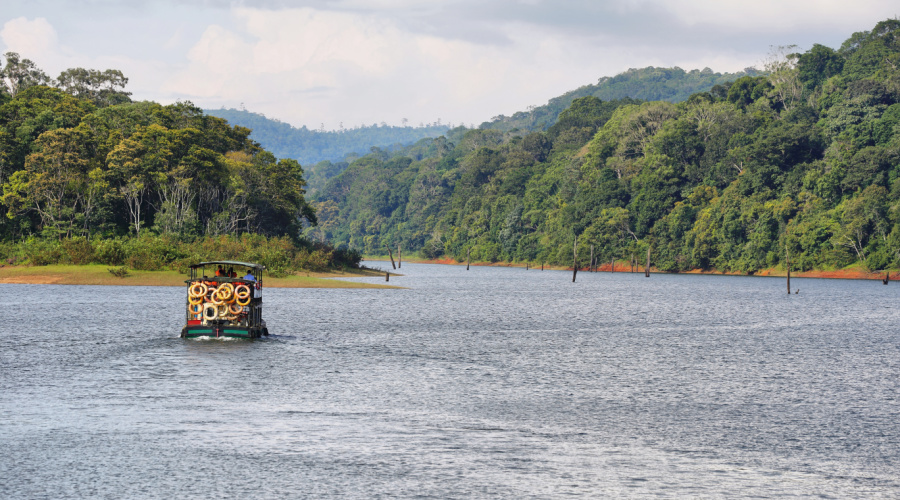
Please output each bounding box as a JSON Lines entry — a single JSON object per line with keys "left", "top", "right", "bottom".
{"left": 0, "top": 265, "right": 400, "bottom": 289}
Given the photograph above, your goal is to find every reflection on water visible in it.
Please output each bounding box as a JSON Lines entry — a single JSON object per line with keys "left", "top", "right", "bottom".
{"left": 1, "top": 263, "right": 899, "bottom": 498}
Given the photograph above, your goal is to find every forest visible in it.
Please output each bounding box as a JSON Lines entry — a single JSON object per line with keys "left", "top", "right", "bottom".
{"left": 311, "top": 19, "right": 900, "bottom": 275}
{"left": 203, "top": 107, "right": 452, "bottom": 168}
{"left": 0, "top": 53, "right": 359, "bottom": 273}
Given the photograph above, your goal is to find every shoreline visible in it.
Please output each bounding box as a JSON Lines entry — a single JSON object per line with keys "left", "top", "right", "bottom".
{"left": 364, "top": 257, "right": 891, "bottom": 281}
{"left": 0, "top": 264, "right": 400, "bottom": 289}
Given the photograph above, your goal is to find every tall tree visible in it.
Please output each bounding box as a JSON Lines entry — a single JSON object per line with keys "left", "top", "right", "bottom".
{"left": 0, "top": 52, "right": 51, "bottom": 98}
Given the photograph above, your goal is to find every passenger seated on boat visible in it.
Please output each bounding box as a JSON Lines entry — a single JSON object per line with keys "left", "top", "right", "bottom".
{"left": 215, "top": 265, "right": 224, "bottom": 277}
{"left": 228, "top": 267, "right": 237, "bottom": 278}
{"left": 243, "top": 271, "right": 255, "bottom": 281}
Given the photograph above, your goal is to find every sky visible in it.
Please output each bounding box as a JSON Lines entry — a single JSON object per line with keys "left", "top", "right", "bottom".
{"left": 1, "top": 1, "right": 897, "bottom": 130}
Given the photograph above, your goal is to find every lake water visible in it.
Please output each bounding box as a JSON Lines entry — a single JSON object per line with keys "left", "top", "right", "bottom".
{"left": 1, "top": 263, "right": 898, "bottom": 498}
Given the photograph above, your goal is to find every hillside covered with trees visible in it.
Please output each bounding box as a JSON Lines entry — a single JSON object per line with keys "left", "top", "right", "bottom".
{"left": 204, "top": 108, "right": 451, "bottom": 165}
{"left": 208, "top": 67, "right": 756, "bottom": 195}
{"left": 311, "top": 19, "right": 900, "bottom": 275}
{"left": 479, "top": 66, "right": 758, "bottom": 133}
{"left": 0, "top": 52, "right": 359, "bottom": 273}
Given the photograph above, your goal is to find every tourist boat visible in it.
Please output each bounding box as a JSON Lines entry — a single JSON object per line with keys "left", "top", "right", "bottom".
{"left": 181, "top": 261, "right": 269, "bottom": 339}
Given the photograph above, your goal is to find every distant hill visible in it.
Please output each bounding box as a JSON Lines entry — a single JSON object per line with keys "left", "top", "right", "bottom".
{"left": 202, "top": 108, "right": 451, "bottom": 166}
{"left": 480, "top": 66, "right": 759, "bottom": 132}
{"left": 207, "top": 66, "right": 757, "bottom": 194}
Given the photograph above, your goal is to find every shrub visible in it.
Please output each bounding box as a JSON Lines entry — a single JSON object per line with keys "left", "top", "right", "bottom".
{"left": 108, "top": 266, "right": 129, "bottom": 278}
{"left": 293, "top": 249, "right": 331, "bottom": 272}
{"left": 94, "top": 238, "right": 126, "bottom": 265}
{"left": 23, "top": 238, "right": 62, "bottom": 266}
{"left": 62, "top": 237, "right": 94, "bottom": 265}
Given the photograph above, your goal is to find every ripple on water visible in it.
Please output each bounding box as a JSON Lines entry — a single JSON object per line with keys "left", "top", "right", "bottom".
{"left": 1, "top": 265, "right": 899, "bottom": 498}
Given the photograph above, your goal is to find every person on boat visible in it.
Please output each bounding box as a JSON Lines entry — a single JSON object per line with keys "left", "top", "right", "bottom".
{"left": 243, "top": 271, "right": 255, "bottom": 281}
{"left": 215, "top": 265, "right": 224, "bottom": 277}
{"left": 228, "top": 267, "right": 237, "bottom": 278}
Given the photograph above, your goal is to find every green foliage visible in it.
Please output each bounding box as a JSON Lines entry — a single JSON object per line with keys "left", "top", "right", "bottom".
{"left": 481, "top": 66, "right": 755, "bottom": 132}
{"left": 6, "top": 234, "right": 359, "bottom": 272}
{"left": 0, "top": 57, "right": 369, "bottom": 272}
{"left": 108, "top": 266, "right": 129, "bottom": 278}
{"left": 313, "top": 19, "right": 900, "bottom": 273}
{"left": 203, "top": 108, "right": 452, "bottom": 168}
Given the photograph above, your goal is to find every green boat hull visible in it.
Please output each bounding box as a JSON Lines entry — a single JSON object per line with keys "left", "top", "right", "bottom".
{"left": 181, "top": 325, "right": 268, "bottom": 339}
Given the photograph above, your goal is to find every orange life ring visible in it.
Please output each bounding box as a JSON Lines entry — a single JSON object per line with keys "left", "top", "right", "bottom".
{"left": 234, "top": 285, "right": 250, "bottom": 300}
{"left": 211, "top": 289, "right": 225, "bottom": 305}
{"left": 189, "top": 294, "right": 203, "bottom": 306}
{"left": 235, "top": 294, "right": 250, "bottom": 306}
{"left": 228, "top": 303, "right": 242, "bottom": 315}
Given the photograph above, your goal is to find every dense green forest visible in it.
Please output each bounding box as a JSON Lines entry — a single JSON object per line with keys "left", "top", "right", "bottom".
{"left": 209, "top": 67, "right": 755, "bottom": 195}
{"left": 0, "top": 52, "right": 359, "bottom": 272}
{"left": 312, "top": 19, "right": 900, "bottom": 274}
{"left": 479, "top": 66, "right": 757, "bottom": 133}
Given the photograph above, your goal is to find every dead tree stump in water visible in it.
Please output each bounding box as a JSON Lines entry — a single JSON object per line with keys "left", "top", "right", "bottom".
{"left": 786, "top": 247, "right": 791, "bottom": 295}
{"left": 645, "top": 246, "right": 651, "bottom": 277}
{"left": 590, "top": 245, "right": 594, "bottom": 272}
{"left": 572, "top": 236, "right": 578, "bottom": 283}
{"left": 466, "top": 248, "right": 471, "bottom": 271}
{"left": 385, "top": 272, "right": 390, "bottom": 281}
{"left": 386, "top": 245, "right": 396, "bottom": 270}
{"left": 398, "top": 245, "right": 402, "bottom": 269}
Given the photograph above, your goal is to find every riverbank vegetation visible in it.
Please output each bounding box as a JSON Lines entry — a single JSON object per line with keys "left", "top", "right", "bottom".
{"left": 0, "top": 53, "right": 363, "bottom": 275}
{"left": 0, "top": 234, "right": 361, "bottom": 276}
{"left": 313, "top": 19, "right": 900, "bottom": 276}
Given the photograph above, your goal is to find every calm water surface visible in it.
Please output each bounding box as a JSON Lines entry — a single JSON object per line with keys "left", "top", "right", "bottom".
{"left": 1, "top": 263, "right": 899, "bottom": 498}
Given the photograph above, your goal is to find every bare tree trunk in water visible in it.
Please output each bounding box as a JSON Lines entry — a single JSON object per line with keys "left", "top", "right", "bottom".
{"left": 786, "top": 246, "right": 791, "bottom": 295}
{"left": 645, "top": 246, "right": 651, "bottom": 277}
{"left": 572, "top": 237, "right": 578, "bottom": 283}
{"left": 386, "top": 245, "right": 396, "bottom": 269}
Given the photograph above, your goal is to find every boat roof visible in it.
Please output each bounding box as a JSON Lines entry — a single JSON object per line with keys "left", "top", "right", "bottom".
{"left": 189, "top": 260, "right": 266, "bottom": 271}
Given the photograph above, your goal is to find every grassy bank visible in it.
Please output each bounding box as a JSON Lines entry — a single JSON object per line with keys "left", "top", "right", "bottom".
{"left": 0, "top": 264, "right": 399, "bottom": 289}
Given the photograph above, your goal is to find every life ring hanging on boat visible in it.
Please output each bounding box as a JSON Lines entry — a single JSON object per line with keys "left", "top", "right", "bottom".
{"left": 228, "top": 303, "right": 242, "bottom": 315}
{"left": 188, "top": 294, "right": 204, "bottom": 306}
{"left": 189, "top": 283, "right": 208, "bottom": 298}
{"left": 234, "top": 285, "right": 250, "bottom": 300}
{"left": 235, "top": 294, "right": 250, "bottom": 306}
{"left": 189, "top": 303, "right": 203, "bottom": 320}
{"left": 218, "top": 283, "right": 234, "bottom": 299}
{"left": 216, "top": 304, "right": 229, "bottom": 319}
{"left": 211, "top": 288, "right": 225, "bottom": 305}
{"left": 203, "top": 303, "right": 217, "bottom": 320}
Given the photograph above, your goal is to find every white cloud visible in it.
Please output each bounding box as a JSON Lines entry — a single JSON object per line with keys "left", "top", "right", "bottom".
{"left": 659, "top": 0, "right": 897, "bottom": 31}
{"left": 4, "top": 2, "right": 898, "bottom": 132}
{"left": 162, "top": 6, "right": 659, "bottom": 128}
{"left": 1, "top": 17, "right": 60, "bottom": 62}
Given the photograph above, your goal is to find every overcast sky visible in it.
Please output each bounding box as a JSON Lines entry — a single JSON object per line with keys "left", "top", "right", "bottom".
{"left": 1, "top": 1, "right": 897, "bottom": 130}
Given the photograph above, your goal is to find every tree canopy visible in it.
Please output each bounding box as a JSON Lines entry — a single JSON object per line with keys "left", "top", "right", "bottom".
{"left": 311, "top": 19, "right": 900, "bottom": 274}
